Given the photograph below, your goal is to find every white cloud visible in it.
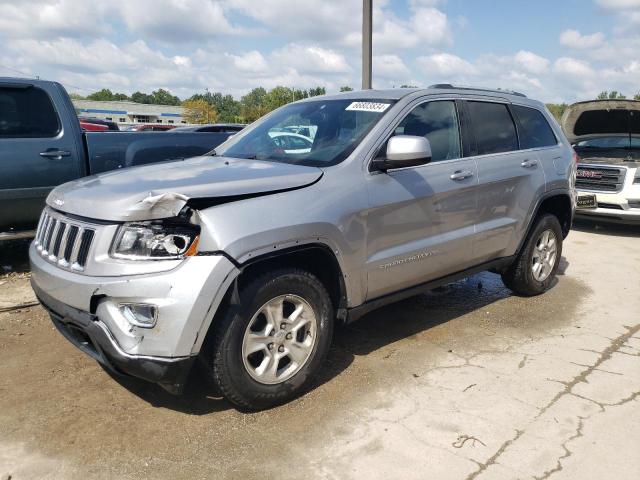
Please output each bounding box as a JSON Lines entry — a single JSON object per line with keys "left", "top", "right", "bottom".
{"left": 226, "top": 51, "right": 268, "bottom": 73}
{"left": 559, "top": 29, "right": 605, "bottom": 49}
{"left": 553, "top": 57, "right": 594, "bottom": 77}
{"left": 417, "top": 53, "right": 476, "bottom": 76}
{"left": 271, "top": 45, "right": 351, "bottom": 75}
{"left": 113, "top": 0, "right": 239, "bottom": 41}
{"left": 595, "top": 0, "right": 640, "bottom": 9}
{"left": 230, "top": 0, "right": 451, "bottom": 52}
{"left": 411, "top": 8, "right": 452, "bottom": 45}
{"left": 514, "top": 51, "right": 550, "bottom": 74}
{"left": 373, "top": 55, "right": 410, "bottom": 80}
{"left": 0, "top": 0, "right": 111, "bottom": 38}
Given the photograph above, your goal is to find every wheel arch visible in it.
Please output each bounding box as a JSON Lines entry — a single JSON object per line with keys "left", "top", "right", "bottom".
{"left": 235, "top": 243, "right": 348, "bottom": 317}
{"left": 518, "top": 190, "right": 573, "bottom": 255}
{"left": 198, "top": 243, "right": 349, "bottom": 356}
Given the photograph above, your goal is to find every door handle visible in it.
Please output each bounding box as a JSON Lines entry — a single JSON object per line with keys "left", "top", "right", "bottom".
{"left": 521, "top": 159, "right": 538, "bottom": 168}
{"left": 450, "top": 170, "right": 474, "bottom": 181}
{"left": 40, "top": 149, "right": 71, "bottom": 160}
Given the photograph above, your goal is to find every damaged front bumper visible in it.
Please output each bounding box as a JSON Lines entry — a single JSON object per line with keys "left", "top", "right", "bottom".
{"left": 29, "top": 242, "right": 239, "bottom": 391}
{"left": 34, "top": 283, "right": 195, "bottom": 392}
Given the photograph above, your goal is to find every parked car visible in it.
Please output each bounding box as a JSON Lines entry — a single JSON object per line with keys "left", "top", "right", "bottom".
{"left": 562, "top": 100, "right": 640, "bottom": 224}
{"left": 78, "top": 116, "right": 120, "bottom": 132}
{"left": 268, "top": 131, "right": 312, "bottom": 153}
{"left": 0, "top": 77, "right": 236, "bottom": 239}
{"left": 30, "top": 86, "right": 575, "bottom": 410}
{"left": 171, "top": 123, "right": 246, "bottom": 133}
{"left": 124, "top": 124, "right": 176, "bottom": 132}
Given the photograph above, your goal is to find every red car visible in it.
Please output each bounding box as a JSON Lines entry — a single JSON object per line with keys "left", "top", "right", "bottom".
{"left": 78, "top": 117, "right": 119, "bottom": 132}
{"left": 125, "top": 124, "right": 176, "bottom": 132}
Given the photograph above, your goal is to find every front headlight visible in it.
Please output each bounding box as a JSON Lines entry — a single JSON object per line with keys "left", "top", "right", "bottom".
{"left": 111, "top": 221, "right": 199, "bottom": 260}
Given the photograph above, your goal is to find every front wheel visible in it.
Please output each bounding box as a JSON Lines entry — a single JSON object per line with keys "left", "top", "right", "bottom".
{"left": 209, "top": 268, "right": 333, "bottom": 410}
{"left": 501, "top": 214, "right": 563, "bottom": 296}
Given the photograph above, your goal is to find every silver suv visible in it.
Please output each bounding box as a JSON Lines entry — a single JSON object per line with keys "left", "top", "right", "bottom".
{"left": 30, "top": 86, "right": 576, "bottom": 410}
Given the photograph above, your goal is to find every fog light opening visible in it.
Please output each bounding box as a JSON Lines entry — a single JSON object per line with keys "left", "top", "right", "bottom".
{"left": 119, "top": 303, "right": 158, "bottom": 328}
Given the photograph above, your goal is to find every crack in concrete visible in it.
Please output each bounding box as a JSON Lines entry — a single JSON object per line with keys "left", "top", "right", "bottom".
{"left": 533, "top": 417, "right": 585, "bottom": 480}
{"left": 463, "top": 430, "right": 524, "bottom": 480}
{"left": 534, "top": 323, "right": 640, "bottom": 419}
{"left": 463, "top": 323, "right": 640, "bottom": 480}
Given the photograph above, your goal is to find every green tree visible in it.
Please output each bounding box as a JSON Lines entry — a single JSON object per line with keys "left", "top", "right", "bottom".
{"left": 596, "top": 90, "right": 626, "bottom": 100}
{"left": 292, "top": 89, "right": 309, "bottom": 101}
{"left": 546, "top": 103, "right": 568, "bottom": 121}
{"left": 634, "top": 92, "right": 640, "bottom": 101}
{"left": 149, "top": 88, "right": 181, "bottom": 106}
{"left": 340, "top": 86, "right": 354, "bottom": 92}
{"left": 240, "top": 87, "right": 269, "bottom": 122}
{"left": 308, "top": 86, "right": 326, "bottom": 97}
{"left": 68, "top": 93, "right": 85, "bottom": 100}
{"left": 265, "top": 86, "right": 295, "bottom": 111}
{"left": 130, "top": 91, "right": 152, "bottom": 103}
{"left": 86, "top": 88, "right": 129, "bottom": 101}
{"left": 185, "top": 91, "right": 243, "bottom": 122}
{"left": 400, "top": 84, "right": 418, "bottom": 88}
{"left": 182, "top": 99, "right": 218, "bottom": 124}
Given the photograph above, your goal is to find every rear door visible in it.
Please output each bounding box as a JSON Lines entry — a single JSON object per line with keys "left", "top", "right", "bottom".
{"left": 0, "top": 83, "right": 82, "bottom": 231}
{"left": 464, "top": 100, "right": 547, "bottom": 263}
{"left": 365, "top": 99, "right": 478, "bottom": 300}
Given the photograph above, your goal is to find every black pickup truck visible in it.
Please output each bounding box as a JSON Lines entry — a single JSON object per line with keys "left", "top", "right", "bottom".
{"left": 0, "top": 77, "right": 234, "bottom": 239}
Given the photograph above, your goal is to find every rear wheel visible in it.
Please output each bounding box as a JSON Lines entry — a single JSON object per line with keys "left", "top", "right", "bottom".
{"left": 501, "top": 214, "right": 563, "bottom": 296}
{"left": 209, "top": 268, "right": 333, "bottom": 410}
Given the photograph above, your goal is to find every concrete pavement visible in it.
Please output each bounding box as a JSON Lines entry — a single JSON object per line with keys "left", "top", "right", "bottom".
{"left": 0, "top": 222, "right": 638, "bottom": 479}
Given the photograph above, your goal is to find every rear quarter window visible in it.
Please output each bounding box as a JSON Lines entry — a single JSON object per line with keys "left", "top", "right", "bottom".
{"left": 0, "top": 86, "right": 61, "bottom": 138}
{"left": 513, "top": 105, "right": 557, "bottom": 149}
{"left": 467, "top": 101, "right": 518, "bottom": 155}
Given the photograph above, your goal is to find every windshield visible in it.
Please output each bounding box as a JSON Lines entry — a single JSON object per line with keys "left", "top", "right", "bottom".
{"left": 216, "top": 99, "right": 395, "bottom": 167}
{"left": 575, "top": 137, "right": 640, "bottom": 149}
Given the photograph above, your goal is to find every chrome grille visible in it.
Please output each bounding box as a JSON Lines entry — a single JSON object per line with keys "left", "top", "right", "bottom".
{"left": 576, "top": 164, "right": 626, "bottom": 193}
{"left": 34, "top": 209, "right": 96, "bottom": 271}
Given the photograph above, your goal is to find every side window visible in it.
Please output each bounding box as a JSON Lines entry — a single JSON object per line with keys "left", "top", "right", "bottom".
{"left": 288, "top": 136, "right": 311, "bottom": 149}
{"left": 467, "top": 101, "right": 518, "bottom": 155}
{"left": 393, "top": 100, "right": 461, "bottom": 162}
{"left": 512, "top": 105, "right": 557, "bottom": 149}
{"left": 0, "top": 86, "right": 61, "bottom": 138}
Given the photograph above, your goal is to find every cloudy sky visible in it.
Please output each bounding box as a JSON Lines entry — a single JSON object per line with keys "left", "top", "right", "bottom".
{"left": 0, "top": 0, "right": 638, "bottom": 102}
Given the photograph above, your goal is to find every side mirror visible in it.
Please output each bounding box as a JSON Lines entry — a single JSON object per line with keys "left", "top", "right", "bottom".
{"left": 372, "top": 135, "right": 432, "bottom": 171}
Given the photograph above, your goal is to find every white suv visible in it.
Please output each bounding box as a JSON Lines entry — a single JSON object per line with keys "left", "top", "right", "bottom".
{"left": 563, "top": 100, "right": 640, "bottom": 224}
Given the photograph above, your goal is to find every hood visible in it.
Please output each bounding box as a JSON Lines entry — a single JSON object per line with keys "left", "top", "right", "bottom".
{"left": 47, "top": 156, "right": 323, "bottom": 221}
{"left": 561, "top": 99, "right": 640, "bottom": 144}
{"left": 576, "top": 152, "right": 640, "bottom": 168}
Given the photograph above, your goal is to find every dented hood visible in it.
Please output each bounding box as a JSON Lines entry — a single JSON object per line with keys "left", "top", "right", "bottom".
{"left": 47, "top": 156, "right": 323, "bottom": 221}
{"left": 561, "top": 99, "right": 640, "bottom": 144}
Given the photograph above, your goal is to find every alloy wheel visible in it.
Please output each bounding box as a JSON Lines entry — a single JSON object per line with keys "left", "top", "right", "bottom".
{"left": 531, "top": 229, "right": 558, "bottom": 282}
{"left": 241, "top": 295, "right": 317, "bottom": 384}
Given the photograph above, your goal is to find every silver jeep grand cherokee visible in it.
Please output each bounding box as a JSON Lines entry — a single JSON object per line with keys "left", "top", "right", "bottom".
{"left": 30, "top": 85, "right": 576, "bottom": 410}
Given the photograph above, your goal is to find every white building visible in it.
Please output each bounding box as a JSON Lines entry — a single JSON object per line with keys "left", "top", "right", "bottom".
{"left": 72, "top": 99, "right": 187, "bottom": 126}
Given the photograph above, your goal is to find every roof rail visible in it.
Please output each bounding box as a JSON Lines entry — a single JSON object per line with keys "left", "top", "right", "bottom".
{"left": 428, "top": 83, "right": 527, "bottom": 98}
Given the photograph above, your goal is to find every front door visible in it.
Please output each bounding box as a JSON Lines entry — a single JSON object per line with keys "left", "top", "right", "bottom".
{"left": 0, "top": 84, "right": 80, "bottom": 231}
{"left": 365, "top": 100, "right": 478, "bottom": 300}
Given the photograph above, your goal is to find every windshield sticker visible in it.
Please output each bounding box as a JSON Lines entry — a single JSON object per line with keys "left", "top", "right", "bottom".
{"left": 346, "top": 102, "right": 391, "bottom": 113}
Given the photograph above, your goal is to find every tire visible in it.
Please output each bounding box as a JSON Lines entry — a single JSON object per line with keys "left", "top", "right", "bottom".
{"left": 209, "top": 268, "right": 334, "bottom": 410}
{"left": 501, "top": 213, "right": 563, "bottom": 296}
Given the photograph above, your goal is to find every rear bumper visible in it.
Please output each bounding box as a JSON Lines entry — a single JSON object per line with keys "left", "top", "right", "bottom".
{"left": 33, "top": 282, "right": 195, "bottom": 391}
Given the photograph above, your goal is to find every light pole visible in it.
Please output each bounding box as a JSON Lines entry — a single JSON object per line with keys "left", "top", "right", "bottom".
{"left": 362, "top": 0, "right": 372, "bottom": 89}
